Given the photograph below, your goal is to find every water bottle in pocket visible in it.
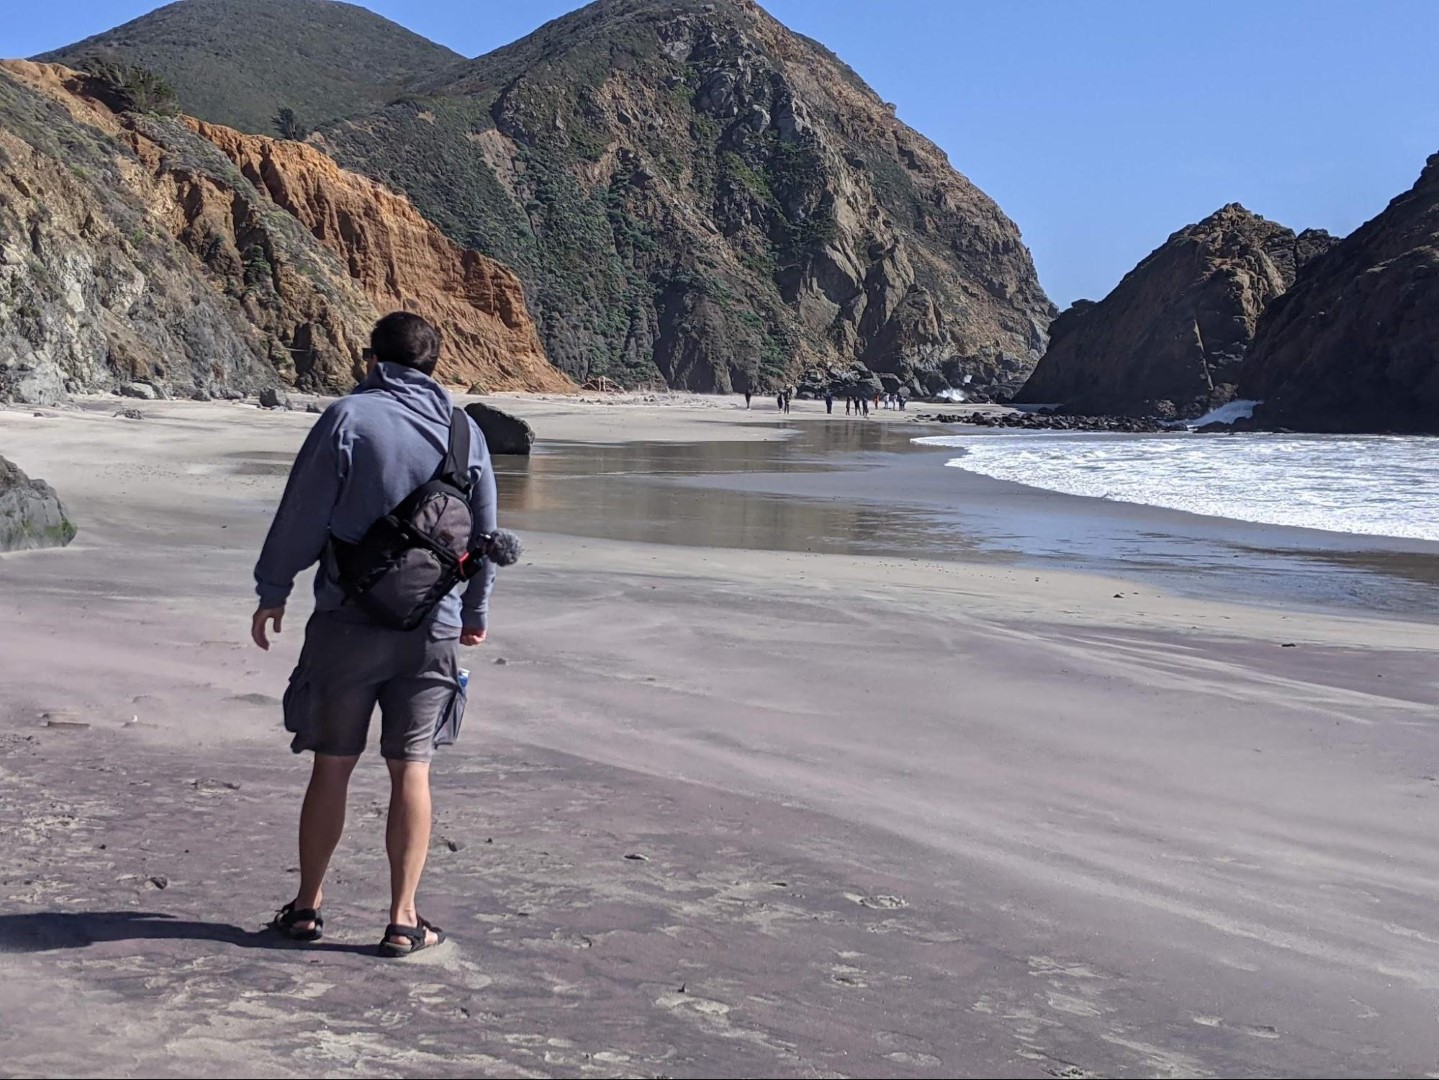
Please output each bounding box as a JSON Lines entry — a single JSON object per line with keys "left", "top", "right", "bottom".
{"left": 434, "top": 667, "right": 468, "bottom": 748}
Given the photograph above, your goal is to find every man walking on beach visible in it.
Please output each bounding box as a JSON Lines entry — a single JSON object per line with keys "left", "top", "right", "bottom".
{"left": 251, "top": 311, "right": 497, "bottom": 957}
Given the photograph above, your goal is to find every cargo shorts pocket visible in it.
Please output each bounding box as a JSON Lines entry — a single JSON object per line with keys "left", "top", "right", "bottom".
{"left": 282, "top": 667, "right": 316, "bottom": 753}
{"left": 433, "top": 669, "right": 468, "bottom": 749}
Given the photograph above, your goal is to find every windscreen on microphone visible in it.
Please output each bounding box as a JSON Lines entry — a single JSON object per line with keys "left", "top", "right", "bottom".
{"left": 484, "top": 529, "right": 524, "bottom": 567}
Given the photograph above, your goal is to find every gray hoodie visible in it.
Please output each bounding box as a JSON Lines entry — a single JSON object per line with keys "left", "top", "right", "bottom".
{"left": 254, "top": 362, "right": 498, "bottom": 631}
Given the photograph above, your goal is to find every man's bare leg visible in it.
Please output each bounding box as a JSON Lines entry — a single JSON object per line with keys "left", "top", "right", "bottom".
{"left": 385, "top": 759, "right": 438, "bottom": 945}
{"left": 289, "top": 753, "right": 359, "bottom": 930}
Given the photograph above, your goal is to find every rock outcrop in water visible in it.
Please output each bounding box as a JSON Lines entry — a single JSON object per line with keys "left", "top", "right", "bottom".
{"left": 0, "top": 61, "right": 563, "bottom": 403}
{"left": 1239, "top": 153, "right": 1439, "bottom": 433}
{"left": 1015, "top": 205, "right": 1335, "bottom": 418}
{"left": 0, "top": 455, "right": 76, "bottom": 551}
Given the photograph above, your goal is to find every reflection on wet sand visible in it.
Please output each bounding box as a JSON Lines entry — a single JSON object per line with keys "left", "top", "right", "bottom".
{"left": 495, "top": 432, "right": 976, "bottom": 561}
{"left": 495, "top": 423, "right": 1439, "bottom": 619}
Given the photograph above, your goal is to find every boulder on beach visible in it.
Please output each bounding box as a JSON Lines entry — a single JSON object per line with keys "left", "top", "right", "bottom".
{"left": 464, "top": 401, "right": 536, "bottom": 456}
{"left": 0, "top": 455, "right": 76, "bottom": 552}
{"left": 258, "top": 387, "right": 291, "bottom": 409}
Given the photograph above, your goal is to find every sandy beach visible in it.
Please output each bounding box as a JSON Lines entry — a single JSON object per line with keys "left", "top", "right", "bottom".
{"left": 3, "top": 395, "right": 1439, "bottom": 1077}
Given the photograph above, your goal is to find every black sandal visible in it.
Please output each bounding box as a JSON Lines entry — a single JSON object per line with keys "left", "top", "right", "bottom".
{"left": 269, "top": 901, "right": 324, "bottom": 942}
{"left": 377, "top": 916, "right": 446, "bottom": 958}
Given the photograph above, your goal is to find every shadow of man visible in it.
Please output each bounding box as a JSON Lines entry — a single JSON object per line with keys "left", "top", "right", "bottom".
{"left": 0, "top": 911, "right": 372, "bottom": 955}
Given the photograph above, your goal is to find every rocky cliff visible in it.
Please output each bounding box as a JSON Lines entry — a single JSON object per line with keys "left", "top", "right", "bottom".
{"left": 0, "top": 61, "right": 373, "bottom": 401}
{"left": 314, "top": 0, "right": 1054, "bottom": 393}
{"left": 188, "top": 122, "right": 566, "bottom": 392}
{"left": 0, "top": 62, "right": 560, "bottom": 402}
{"left": 1240, "top": 154, "right": 1439, "bottom": 432}
{"left": 1016, "top": 205, "right": 1335, "bottom": 418}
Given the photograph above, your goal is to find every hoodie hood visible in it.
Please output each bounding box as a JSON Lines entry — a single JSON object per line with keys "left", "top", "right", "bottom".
{"left": 352, "top": 362, "right": 453, "bottom": 427}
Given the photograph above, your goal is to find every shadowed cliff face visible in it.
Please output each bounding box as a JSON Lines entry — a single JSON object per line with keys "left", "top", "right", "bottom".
{"left": 318, "top": 0, "right": 1054, "bottom": 393}
{"left": 1016, "top": 205, "right": 1335, "bottom": 419}
{"left": 0, "top": 62, "right": 562, "bottom": 403}
{"left": 1240, "top": 154, "right": 1439, "bottom": 433}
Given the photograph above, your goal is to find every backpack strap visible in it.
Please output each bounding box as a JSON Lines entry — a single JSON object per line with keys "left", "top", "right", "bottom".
{"left": 438, "top": 409, "right": 472, "bottom": 491}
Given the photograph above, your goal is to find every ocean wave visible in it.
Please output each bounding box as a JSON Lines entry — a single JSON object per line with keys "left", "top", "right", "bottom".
{"left": 913, "top": 431, "right": 1439, "bottom": 542}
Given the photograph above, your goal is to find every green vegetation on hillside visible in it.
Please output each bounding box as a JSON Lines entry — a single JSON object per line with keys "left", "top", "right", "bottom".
{"left": 37, "top": 0, "right": 463, "bottom": 134}
{"left": 41, "top": 0, "right": 1053, "bottom": 393}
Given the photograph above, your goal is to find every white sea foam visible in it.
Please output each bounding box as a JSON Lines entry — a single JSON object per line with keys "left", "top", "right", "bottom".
{"left": 913, "top": 431, "right": 1439, "bottom": 541}
{"left": 1184, "top": 399, "right": 1258, "bottom": 428}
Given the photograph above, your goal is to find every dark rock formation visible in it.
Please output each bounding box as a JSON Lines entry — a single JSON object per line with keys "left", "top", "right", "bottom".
{"left": 465, "top": 401, "right": 536, "bottom": 456}
{"left": 1015, "top": 205, "right": 1335, "bottom": 418}
{"left": 920, "top": 410, "right": 1167, "bottom": 433}
{"left": 0, "top": 456, "right": 76, "bottom": 551}
{"left": 1240, "top": 153, "right": 1439, "bottom": 433}
{"left": 258, "top": 387, "right": 290, "bottom": 409}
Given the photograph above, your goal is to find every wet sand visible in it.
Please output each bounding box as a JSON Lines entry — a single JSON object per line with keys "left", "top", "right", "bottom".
{"left": 2, "top": 395, "right": 1439, "bottom": 1077}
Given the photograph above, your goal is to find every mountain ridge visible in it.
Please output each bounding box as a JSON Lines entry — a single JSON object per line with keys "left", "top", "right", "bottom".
{"left": 36, "top": 0, "right": 463, "bottom": 136}
{"left": 319, "top": 0, "right": 1055, "bottom": 392}
{"left": 42, "top": 0, "right": 1055, "bottom": 393}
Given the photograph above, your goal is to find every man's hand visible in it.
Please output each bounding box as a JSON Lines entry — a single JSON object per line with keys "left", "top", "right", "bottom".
{"left": 252, "top": 606, "right": 285, "bottom": 651}
{"left": 460, "top": 627, "right": 487, "bottom": 647}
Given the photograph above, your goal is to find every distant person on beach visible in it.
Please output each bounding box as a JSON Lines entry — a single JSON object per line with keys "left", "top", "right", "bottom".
{"left": 862, "top": 397, "right": 870, "bottom": 416}
{"left": 251, "top": 311, "right": 497, "bottom": 959}
{"left": 744, "top": 389, "right": 752, "bottom": 409}
{"left": 825, "top": 391, "right": 834, "bottom": 414}
{"left": 845, "top": 397, "right": 852, "bottom": 415}
{"left": 776, "top": 390, "right": 785, "bottom": 411}
{"left": 783, "top": 390, "right": 793, "bottom": 414}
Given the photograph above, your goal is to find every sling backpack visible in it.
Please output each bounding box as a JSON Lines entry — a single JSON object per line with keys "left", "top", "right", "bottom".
{"left": 329, "top": 410, "right": 475, "bottom": 631}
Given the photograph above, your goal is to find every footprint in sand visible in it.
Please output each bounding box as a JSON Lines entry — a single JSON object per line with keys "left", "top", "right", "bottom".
{"left": 846, "top": 892, "right": 907, "bottom": 910}
{"left": 831, "top": 964, "right": 867, "bottom": 988}
{"left": 1192, "top": 1016, "right": 1279, "bottom": 1039}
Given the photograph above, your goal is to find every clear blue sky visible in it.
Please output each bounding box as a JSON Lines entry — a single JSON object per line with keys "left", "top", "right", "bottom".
{"left": 7, "top": 1, "right": 1438, "bottom": 308}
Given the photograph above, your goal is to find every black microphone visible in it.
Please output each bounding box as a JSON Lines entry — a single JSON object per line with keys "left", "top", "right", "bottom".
{"left": 481, "top": 529, "right": 523, "bottom": 567}
{"left": 459, "top": 529, "right": 523, "bottom": 579}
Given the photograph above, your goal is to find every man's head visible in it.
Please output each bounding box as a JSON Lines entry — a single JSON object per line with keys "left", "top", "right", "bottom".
{"left": 366, "top": 312, "right": 442, "bottom": 376}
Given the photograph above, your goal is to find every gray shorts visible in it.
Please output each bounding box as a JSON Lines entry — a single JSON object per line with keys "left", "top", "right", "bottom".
{"left": 283, "top": 611, "right": 466, "bottom": 762}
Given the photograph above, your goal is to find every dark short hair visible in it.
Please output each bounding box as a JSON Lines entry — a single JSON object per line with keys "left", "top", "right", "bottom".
{"left": 369, "top": 312, "right": 441, "bottom": 375}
